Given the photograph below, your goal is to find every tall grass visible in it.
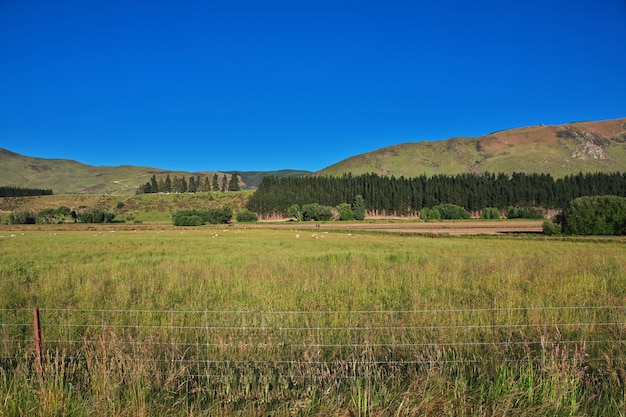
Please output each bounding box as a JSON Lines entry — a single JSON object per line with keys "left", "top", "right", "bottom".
{"left": 0, "top": 227, "right": 625, "bottom": 415}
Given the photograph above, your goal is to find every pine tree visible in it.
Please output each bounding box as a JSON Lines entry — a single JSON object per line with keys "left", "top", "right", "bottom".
{"left": 188, "top": 176, "right": 197, "bottom": 193}
{"left": 212, "top": 174, "right": 220, "bottom": 191}
{"left": 172, "top": 176, "right": 181, "bottom": 193}
{"left": 228, "top": 173, "right": 241, "bottom": 191}
{"left": 164, "top": 174, "right": 172, "bottom": 193}
{"left": 353, "top": 195, "right": 366, "bottom": 220}
{"left": 221, "top": 174, "right": 228, "bottom": 192}
{"left": 150, "top": 175, "right": 158, "bottom": 193}
{"left": 204, "top": 177, "right": 211, "bottom": 193}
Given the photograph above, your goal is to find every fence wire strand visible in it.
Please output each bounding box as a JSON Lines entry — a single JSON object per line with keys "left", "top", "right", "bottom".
{"left": 2, "top": 306, "right": 624, "bottom": 381}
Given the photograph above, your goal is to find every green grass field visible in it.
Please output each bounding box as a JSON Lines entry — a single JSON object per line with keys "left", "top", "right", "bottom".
{"left": 1, "top": 226, "right": 625, "bottom": 416}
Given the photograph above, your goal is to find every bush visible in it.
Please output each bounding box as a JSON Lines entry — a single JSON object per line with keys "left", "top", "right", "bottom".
{"left": 301, "top": 203, "right": 320, "bottom": 221}
{"left": 480, "top": 207, "right": 500, "bottom": 220}
{"left": 35, "top": 206, "right": 74, "bottom": 224}
{"left": 55, "top": 206, "right": 71, "bottom": 217}
{"left": 172, "top": 207, "right": 233, "bottom": 226}
{"left": 336, "top": 203, "right": 354, "bottom": 221}
{"left": 8, "top": 211, "right": 36, "bottom": 224}
{"left": 432, "top": 204, "right": 471, "bottom": 220}
{"left": 287, "top": 204, "right": 302, "bottom": 221}
{"left": 316, "top": 206, "right": 333, "bottom": 221}
{"left": 205, "top": 206, "right": 233, "bottom": 224}
{"left": 557, "top": 195, "right": 626, "bottom": 235}
{"left": 301, "top": 203, "right": 333, "bottom": 221}
{"left": 173, "top": 214, "right": 203, "bottom": 226}
{"left": 506, "top": 206, "right": 544, "bottom": 219}
{"left": 420, "top": 207, "right": 441, "bottom": 221}
{"left": 76, "top": 208, "right": 115, "bottom": 223}
{"left": 542, "top": 220, "right": 562, "bottom": 236}
{"left": 236, "top": 209, "right": 258, "bottom": 223}
{"left": 36, "top": 208, "right": 57, "bottom": 224}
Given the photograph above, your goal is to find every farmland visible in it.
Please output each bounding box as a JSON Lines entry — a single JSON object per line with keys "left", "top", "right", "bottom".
{"left": 1, "top": 224, "right": 625, "bottom": 416}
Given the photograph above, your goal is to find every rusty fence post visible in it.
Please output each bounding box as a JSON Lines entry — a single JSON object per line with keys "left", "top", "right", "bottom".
{"left": 33, "top": 308, "right": 43, "bottom": 377}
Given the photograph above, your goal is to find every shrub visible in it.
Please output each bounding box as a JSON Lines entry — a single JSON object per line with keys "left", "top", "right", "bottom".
{"left": 506, "top": 206, "right": 544, "bottom": 219}
{"left": 432, "top": 204, "right": 471, "bottom": 220}
{"left": 173, "top": 214, "right": 203, "bottom": 226}
{"left": 36, "top": 208, "right": 57, "bottom": 224}
{"left": 480, "top": 207, "right": 500, "bottom": 220}
{"left": 172, "top": 207, "right": 233, "bottom": 226}
{"left": 76, "top": 208, "right": 115, "bottom": 223}
{"left": 557, "top": 195, "right": 626, "bottom": 235}
{"left": 301, "top": 203, "right": 333, "bottom": 221}
{"left": 542, "top": 220, "right": 562, "bottom": 236}
{"left": 236, "top": 209, "right": 258, "bottom": 223}
{"left": 55, "top": 206, "right": 71, "bottom": 217}
{"left": 301, "top": 203, "right": 320, "bottom": 221}
{"left": 287, "top": 204, "right": 302, "bottom": 221}
{"left": 35, "top": 207, "right": 74, "bottom": 224}
{"left": 205, "top": 206, "right": 233, "bottom": 224}
{"left": 336, "top": 203, "right": 354, "bottom": 221}
{"left": 420, "top": 207, "right": 441, "bottom": 221}
{"left": 8, "top": 211, "right": 36, "bottom": 224}
{"left": 316, "top": 206, "right": 333, "bottom": 221}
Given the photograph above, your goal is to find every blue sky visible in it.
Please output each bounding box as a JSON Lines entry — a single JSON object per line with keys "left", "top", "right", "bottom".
{"left": 1, "top": 1, "right": 625, "bottom": 172}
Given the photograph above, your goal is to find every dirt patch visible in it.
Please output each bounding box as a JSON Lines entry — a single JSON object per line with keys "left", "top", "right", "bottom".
{"left": 252, "top": 220, "right": 545, "bottom": 236}
{"left": 0, "top": 220, "right": 545, "bottom": 236}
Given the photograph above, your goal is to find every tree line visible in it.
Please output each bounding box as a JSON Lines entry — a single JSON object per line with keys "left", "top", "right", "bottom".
{"left": 0, "top": 186, "right": 53, "bottom": 197}
{"left": 6, "top": 206, "right": 115, "bottom": 224}
{"left": 246, "top": 172, "right": 626, "bottom": 216}
{"left": 137, "top": 173, "right": 241, "bottom": 194}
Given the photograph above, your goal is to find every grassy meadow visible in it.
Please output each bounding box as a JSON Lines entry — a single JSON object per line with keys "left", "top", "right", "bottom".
{"left": 0, "top": 225, "right": 625, "bottom": 415}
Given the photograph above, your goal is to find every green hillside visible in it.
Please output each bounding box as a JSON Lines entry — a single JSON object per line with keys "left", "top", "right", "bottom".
{"left": 2, "top": 118, "right": 625, "bottom": 195}
{"left": 316, "top": 118, "right": 626, "bottom": 177}
{"left": 0, "top": 148, "right": 309, "bottom": 195}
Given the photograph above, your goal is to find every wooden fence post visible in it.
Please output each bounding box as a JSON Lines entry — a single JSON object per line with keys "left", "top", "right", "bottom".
{"left": 33, "top": 308, "right": 43, "bottom": 377}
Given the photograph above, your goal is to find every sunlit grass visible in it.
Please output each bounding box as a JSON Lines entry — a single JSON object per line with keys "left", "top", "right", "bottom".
{"left": 0, "top": 227, "right": 624, "bottom": 415}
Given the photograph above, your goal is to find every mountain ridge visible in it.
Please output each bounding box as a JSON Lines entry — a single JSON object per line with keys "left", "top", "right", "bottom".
{"left": 0, "top": 148, "right": 310, "bottom": 194}
{"left": 316, "top": 118, "right": 626, "bottom": 178}
{"left": 2, "top": 118, "right": 625, "bottom": 194}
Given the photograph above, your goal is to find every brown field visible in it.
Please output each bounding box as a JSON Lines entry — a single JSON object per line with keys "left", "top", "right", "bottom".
{"left": 0, "top": 220, "right": 544, "bottom": 235}
{"left": 252, "top": 220, "right": 545, "bottom": 235}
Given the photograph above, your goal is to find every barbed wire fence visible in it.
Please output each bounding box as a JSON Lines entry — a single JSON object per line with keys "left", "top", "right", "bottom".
{"left": 2, "top": 306, "right": 625, "bottom": 390}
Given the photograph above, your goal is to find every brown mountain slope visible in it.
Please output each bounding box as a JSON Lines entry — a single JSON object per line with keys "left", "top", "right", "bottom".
{"left": 316, "top": 118, "right": 626, "bottom": 178}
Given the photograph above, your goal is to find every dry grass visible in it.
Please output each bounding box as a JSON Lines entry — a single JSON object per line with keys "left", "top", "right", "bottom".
{"left": 0, "top": 226, "right": 624, "bottom": 415}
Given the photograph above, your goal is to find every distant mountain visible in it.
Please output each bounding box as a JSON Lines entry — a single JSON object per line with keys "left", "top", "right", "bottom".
{"left": 229, "top": 170, "right": 314, "bottom": 188}
{"left": 316, "top": 118, "right": 626, "bottom": 178}
{"left": 0, "top": 148, "right": 310, "bottom": 195}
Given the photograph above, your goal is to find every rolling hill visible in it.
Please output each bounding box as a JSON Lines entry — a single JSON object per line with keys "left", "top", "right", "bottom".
{"left": 316, "top": 118, "right": 626, "bottom": 178}
{"left": 0, "top": 148, "right": 310, "bottom": 195}
{"left": 2, "top": 118, "right": 625, "bottom": 195}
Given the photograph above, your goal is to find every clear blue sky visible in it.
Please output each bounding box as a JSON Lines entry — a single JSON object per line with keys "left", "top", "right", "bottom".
{"left": 1, "top": 1, "right": 625, "bottom": 172}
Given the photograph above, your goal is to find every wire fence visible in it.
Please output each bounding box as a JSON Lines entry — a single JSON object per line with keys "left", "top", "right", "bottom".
{"left": 2, "top": 306, "right": 625, "bottom": 382}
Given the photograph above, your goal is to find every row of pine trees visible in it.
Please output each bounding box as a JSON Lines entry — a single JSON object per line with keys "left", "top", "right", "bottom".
{"left": 0, "top": 186, "right": 53, "bottom": 197}
{"left": 137, "top": 173, "right": 241, "bottom": 194}
{"left": 246, "top": 171, "right": 626, "bottom": 216}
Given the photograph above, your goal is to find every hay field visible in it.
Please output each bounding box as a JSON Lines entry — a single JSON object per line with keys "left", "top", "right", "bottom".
{"left": 0, "top": 225, "right": 624, "bottom": 415}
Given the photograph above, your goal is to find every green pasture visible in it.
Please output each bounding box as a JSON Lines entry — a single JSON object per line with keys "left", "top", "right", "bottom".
{"left": 0, "top": 227, "right": 625, "bottom": 416}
